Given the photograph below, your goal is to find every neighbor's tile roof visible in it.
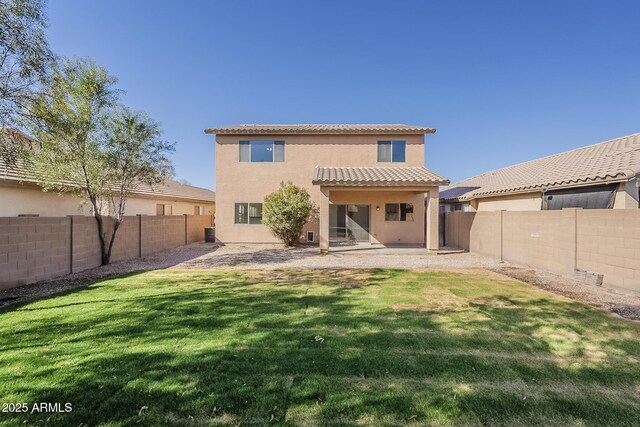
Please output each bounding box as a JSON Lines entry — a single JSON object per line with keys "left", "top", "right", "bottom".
{"left": 441, "top": 133, "right": 640, "bottom": 202}
{"left": 205, "top": 124, "right": 436, "bottom": 135}
{"left": 313, "top": 166, "right": 449, "bottom": 187}
{"left": 130, "top": 180, "right": 215, "bottom": 202}
{"left": 0, "top": 137, "right": 215, "bottom": 203}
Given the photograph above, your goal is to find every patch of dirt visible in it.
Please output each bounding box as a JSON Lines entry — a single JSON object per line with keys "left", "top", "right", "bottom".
{"left": 490, "top": 266, "right": 640, "bottom": 321}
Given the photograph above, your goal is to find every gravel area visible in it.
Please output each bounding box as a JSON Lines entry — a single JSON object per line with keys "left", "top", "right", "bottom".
{"left": 490, "top": 266, "right": 640, "bottom": 321}
{"left": 2, "top": 242, "right": 639, "bottom": 320}
{"left": 170, "top": 243, "right": 504, "bottom": 270}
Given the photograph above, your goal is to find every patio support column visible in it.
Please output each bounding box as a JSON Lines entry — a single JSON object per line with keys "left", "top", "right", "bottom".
{"left": 426, "top": 187, "right": 440, "bottom": 251}
{"left": 319, "top": 187, "right": 330, "bottom": 253}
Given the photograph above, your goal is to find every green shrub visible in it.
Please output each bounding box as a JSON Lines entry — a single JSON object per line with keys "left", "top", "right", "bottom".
{"left": 263, "top": 181, "right": 313, "bottom": 246}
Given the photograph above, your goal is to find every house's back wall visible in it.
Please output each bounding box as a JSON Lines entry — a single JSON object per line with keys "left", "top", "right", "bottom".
{"left": 215, "top": 134, "right": 425, "bottom": 243}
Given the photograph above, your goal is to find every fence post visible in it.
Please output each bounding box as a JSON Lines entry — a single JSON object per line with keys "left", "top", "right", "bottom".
{"left": 68, "top": 215, "right": 73, "bottom": 274}
{"left": 573, "top": 208, "right": 579, "bottom": 271}
{"left": 184, "top": 214, "right": 188, "bottom": 245}
{"left": 500, "top": 210, "right": 505, "bottom": 262}
{"left": 137, "top": 214, "right": 142, "bottom": 258}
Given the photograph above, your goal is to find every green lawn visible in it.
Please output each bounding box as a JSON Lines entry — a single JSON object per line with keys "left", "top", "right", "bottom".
{"left": 0, "top": 269, "right": 639, "bottom": 426}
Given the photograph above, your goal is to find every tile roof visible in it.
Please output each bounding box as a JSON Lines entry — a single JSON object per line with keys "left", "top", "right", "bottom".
{"left": 0, "top": 158, "right": 215, "bottom": 203}
{"left": 441, "top": 133, "right": 640, "bottom": 201}
{"left": 313, "top": 166, "right": 449, "bottom": 187}
{"left": 205, "top": 124, "right": 436, "bottom": 135}
{"left": 1, "top": 129, "right": 215, "bottom": 202}
{"left": 130, "top": 180, "right": 215, "bottom": 202}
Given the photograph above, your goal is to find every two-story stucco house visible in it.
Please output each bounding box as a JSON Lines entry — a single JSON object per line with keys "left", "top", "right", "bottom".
{"left": 205, "top": 124, "right": 449, "bottom": 252}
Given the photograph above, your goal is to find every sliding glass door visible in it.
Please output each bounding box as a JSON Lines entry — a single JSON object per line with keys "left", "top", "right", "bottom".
{"left": 329, "top": 204, "right": 370, "bottom": 242}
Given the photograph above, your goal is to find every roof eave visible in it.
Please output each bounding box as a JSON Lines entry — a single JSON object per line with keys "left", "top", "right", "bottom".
{"left": 446, "top": 176, "right": 630, "bottom": 202}
{"left": 312, "top": 181, "right": 449, "bottom": 187}
{"left": 204, "top": 127, "right": 436, "bottom": 135}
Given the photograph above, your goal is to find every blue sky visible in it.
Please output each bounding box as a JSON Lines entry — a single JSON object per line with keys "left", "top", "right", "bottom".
{"left": 46, "top": 0, "right": 640, "bottom": 190}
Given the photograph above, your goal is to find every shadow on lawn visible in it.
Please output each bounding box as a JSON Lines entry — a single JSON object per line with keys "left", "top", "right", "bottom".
{"left": 1, "top": 270, "right": 639, "bottom": 426}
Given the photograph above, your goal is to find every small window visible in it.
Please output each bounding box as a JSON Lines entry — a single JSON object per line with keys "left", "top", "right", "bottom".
{"left": 377, "top": 141, "right": 406, "bottom": 162}
{"left": 235, "top": 202, "right": 263, "bottom": 224}
{"left": 235, "top": 203, "right": 248, "bottom": 224}
{"left": 249, "top": 203, "right": 263, "bottom": 224}
{"left": 156, "top": 204, "right": 172, "bottom": 216}
{"left": 194, "top": 206, "right": 204, "bottom": 215}
{"left": 307, "top": 231, "right": 314, "bottom": 242}
{"left": 385, "top": 203, "right": 399, "bottom": 221}
{"left": 385, "top": 203, "right": 414, "bottom": 221}
{"left": 239, "top": 140, "right": 285, "bottom": 163}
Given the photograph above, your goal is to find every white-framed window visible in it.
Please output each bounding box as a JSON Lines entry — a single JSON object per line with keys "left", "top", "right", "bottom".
{"left": 194, "top": 206, "right": 205, "bottom": 215}
{"left": 239, "top": 140, "right": 285, "bottom": 163}
{"left": 385, "top": 203, "right": 414, "bottom": 221}
{"left": 377, "top": 141, "right": 406, "bottom": 162}
{"left": 235, "top": 202, "right": 263, "bottom": 224}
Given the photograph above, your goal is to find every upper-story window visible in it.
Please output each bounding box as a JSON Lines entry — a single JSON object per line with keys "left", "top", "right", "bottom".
{"left": 377, "top": 141, "right": 406, "bottom": 162}
{"left": 239, "top": 140, "right": 285, "bottom": 162}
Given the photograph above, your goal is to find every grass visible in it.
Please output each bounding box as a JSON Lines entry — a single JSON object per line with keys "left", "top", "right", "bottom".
{"left": 0, "top": 269, "right": 639, "bottom": 426}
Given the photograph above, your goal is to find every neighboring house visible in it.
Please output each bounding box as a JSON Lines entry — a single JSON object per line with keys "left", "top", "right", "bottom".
{"left": 0, "top": 129, "right": 215, "bottom": 217}
{"left": 441, "top": 133, "right": 640, "bottom": 212}
{"left": 206, "top": 124, "right": 449, "bottom": 252}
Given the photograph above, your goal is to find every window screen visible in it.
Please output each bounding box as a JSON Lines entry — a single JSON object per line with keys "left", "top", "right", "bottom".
{"left": 235, "top": 203, "right": 262, "bottom": 224}
{"left": 239, "top": 141, "right": 285, "bottom": 162}
{"left": 386, "top": 203, "right": 413, "bottom": 221}
{"left": 239, "top": 141, "right": 250, "bottom": 162}
{"left": 249, "top": 203, "right": 263, "bottom": 224}
{"left": 385, "top": 204, "right": 399, "bottom": 221}
{"left": 274, "top": 141, "right": 285, "bottom": 162}
{"left": 235, "top": 203, "right": 248, "bottom": 224}
{"left": 542, "top": 184, "right": 618, "bottom": 210}
{"left": 378, "top": 141, "right": 406, "bottom": 162}
{"left": 378, "top": 141, "right": 391, "bottom": 162}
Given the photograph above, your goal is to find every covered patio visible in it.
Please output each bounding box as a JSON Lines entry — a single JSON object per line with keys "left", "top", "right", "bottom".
{"left": 313, "top": 166, "right": 449, "bottom": 253}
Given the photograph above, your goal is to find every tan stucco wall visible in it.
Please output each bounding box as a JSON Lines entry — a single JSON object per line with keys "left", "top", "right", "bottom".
{"left": 613, "top": 181, "right": 639, "bottom": 209}
{"left": 444, "top": 208, "right": 640, "bottom": 294}
{"left": 0, "top": 184, "right": 93, "bottom": 216}
{"left": 215, "top": 134, "right": 429, "bottom": 244}
{"left": 474, "top": 192, "right": 542, "bottom": 211}
{"left": 0, "top": 182, "right": 214, "bottom": 218}
{"left": 124, "top": 198, "right": 214, "bottom": 216}
{"left": 0, "top": 214, "right": 214, "bottom": 289}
